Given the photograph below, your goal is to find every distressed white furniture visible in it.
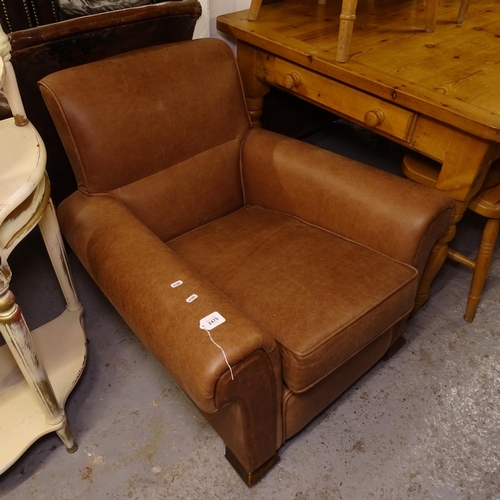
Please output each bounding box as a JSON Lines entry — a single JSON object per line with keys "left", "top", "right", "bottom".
{"left": 0, "top": 26, "right": 86, "bottom": 474}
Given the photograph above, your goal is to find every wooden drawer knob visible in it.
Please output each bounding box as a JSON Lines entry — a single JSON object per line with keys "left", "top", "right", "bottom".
{"left": 283, "top": 72, "right": 301, "bottom": 89}
{"left": 364, "top": 108, "right": 385, "bottom": 127}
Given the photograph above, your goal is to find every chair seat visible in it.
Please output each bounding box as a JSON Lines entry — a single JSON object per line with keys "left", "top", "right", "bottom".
{"left": 169, "top": 206, "right": 418, "bottom": 393}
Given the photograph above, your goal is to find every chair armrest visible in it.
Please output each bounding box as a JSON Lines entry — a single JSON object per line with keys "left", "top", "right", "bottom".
{"left": 241, "top": 129, "right": 455, "bottom": 274}
{"left": 57, "top": 191, "right": 281, "bottom": 414}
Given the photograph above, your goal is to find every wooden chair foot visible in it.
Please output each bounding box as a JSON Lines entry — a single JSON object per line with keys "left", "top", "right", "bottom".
{"left": 225, "top": 446, "right": 280, "bottom": 487}
{"left": 382, "top": 336, "right": 406, "bottom": 361}
{"left": 457, "top": 0, "right": 471, "bottom": 24}
{"left": 464, "top": 218, "right": 500, "bottom": 322}
{"left": 464, "top": 300, "right": 479, "bottom": 323}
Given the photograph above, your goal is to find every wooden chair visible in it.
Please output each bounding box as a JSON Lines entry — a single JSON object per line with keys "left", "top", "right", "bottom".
{"left": 247, "top": 0, "right": 472, "bottom": 63}
{"left": 403, "top": 151, "right": 500, "bottom": 322}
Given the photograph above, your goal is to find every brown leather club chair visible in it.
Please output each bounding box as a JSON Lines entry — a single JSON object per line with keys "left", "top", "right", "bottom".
{"left": 39, "top": 38, "right": 455, "bottom": 486}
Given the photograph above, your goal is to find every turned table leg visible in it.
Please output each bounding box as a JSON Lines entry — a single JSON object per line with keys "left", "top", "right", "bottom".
{"left": 0, "top": 260, "right": 77, "bottom": 452}
{"left": 412, "top": 134, "right": 498, "bottom": 314}
{"left": 413, "top": 200, "right": 467, "bottom": 314}
{"left": 237, "top": 42, "right": 271, "bottom": 128}
{"left": 38, "top": 199, "right": 81, "bottom": 312}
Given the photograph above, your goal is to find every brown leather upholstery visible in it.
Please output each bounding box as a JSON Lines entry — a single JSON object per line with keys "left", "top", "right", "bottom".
{"left": 39, "top": 38, "right": 455, "bottom": 485}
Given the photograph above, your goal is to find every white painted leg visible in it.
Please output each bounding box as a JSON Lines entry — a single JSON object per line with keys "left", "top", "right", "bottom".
{"left": 56, "top": 418, "right": 78, "bottom": 453}
{"left": 0, "top": 260, "right": 78, "bottom": 451}
{"left": 0, "top": 261, "right": 63, "bottom": 425}
{"left": 38, "top": 199, "right": 81, "bottom": 312}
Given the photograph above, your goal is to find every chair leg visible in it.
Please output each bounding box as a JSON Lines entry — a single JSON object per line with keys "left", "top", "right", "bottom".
{"left": 425, "top": 0, "right": 439, "bottom": 32}
{"left": 457, "top": 0, "right": 471, "bottom": 24}
{"left": 464, "top": 218, "right": 500, "bottom": 322}
{"left": 382, "top": 336, "right": 406, "bottom": 361}
{"left": 225, "top": 447, "right": 280, "bottom": 487}
{"left": 247, "top": 0, "right": 263, "bottom": 21}
{"left": 336, "top": 0, "right": 359, "bottom": 63}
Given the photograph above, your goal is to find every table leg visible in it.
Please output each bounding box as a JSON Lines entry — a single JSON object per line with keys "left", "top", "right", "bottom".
{"left": 0, "top": 260, "right": 77, "bottom": 451}
{"left": 38, "top": 199, "right": 81, "bottom": 312}
{"left": 413, "top": 199, "right": 467, "bottom": 313}
{"left": 412, "top": 134, "right": 498, "bottom": 313}
{"left": 237, "top": 42, "right": 271, "bottom": 128}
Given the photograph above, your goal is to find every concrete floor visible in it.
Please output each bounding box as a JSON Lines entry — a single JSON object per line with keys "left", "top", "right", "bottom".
{"left": 1, "top": 120, "right": 499, "bottom": 499}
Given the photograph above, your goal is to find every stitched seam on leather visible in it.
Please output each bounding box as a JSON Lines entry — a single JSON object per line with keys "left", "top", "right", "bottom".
{"left": 107, "top": 137, "right": 245, "bottom": 196}
{"left": 39, "top": 82, "right": 91, "bottom": 191}
{"left": 254, "top": 205, "right": 419, "bottom": 274}
{"left": 281, "top": 386, "right": 293, "bottom": 443}
{"left": 277, "top": 275, "right": 415, "bottom": 361}
{"left": 286, "top": 308, "right": 411, "bottom": 394}
{"left": 412, "top": 204, "right": 455, "bottom": 268}
{"left": 166, "top": 205, "right": 251, "bottom": 244}
{"left": 240, "top": 128, "right": 254, "bottom": 207}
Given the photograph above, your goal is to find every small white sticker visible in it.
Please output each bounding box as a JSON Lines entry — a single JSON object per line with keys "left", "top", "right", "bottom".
{"left": 171, "top": 280, "right": 183, "bottom": 288}
{"left": 199, "top": 311, "right": 226, "bottom": 331}
{"left": 186, "top": 294, "right": 198, "bottom": 303}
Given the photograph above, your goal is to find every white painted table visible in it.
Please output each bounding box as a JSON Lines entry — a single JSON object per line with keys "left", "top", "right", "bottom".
{"left": 0, "top": 27, "right": 87, "bottom": 474}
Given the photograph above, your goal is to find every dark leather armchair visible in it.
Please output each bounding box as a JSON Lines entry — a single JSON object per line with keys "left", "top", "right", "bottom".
{"left": 39, "top": 38, "right": 455, "bottom": 485}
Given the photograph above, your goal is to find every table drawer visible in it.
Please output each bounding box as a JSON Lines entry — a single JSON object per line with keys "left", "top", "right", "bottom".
{"left": 273, "top": 58, "right": 416, "bottom": 143}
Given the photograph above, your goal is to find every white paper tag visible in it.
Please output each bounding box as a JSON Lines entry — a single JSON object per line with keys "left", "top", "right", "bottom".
{"left": 171, "top": 280, "right": 183, "bottom": 288}
{"left": 186, "top": 294, "right": 198, "bottom": 303}
{"left": 199, "top": 311, "right": 226, "bottom": 331}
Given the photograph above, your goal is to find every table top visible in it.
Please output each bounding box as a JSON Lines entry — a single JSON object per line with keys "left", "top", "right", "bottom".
{"left": 218, "top": 0, "right": 500, "bottom": 141}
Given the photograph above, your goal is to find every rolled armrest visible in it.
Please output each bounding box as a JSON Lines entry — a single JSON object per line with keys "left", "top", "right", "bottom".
{"left": 241, "top": 128, "right": 455, "bottom": 274}
{"left": 57, "top": 191, "right": 280, "bottom": 414}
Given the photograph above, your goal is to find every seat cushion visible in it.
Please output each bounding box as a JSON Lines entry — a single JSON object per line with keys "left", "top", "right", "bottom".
{"left": 168, "top": 206, "right": 418, "bottom": 393}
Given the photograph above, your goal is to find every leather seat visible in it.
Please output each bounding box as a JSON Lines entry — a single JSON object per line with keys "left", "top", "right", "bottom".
{"left": 39, "top": 38, "right": 455, "bottom": 485}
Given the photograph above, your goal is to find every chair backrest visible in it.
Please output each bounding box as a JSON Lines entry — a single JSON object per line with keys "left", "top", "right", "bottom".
{"left": 39, "top": 38, "right": 251, "bottom": 241}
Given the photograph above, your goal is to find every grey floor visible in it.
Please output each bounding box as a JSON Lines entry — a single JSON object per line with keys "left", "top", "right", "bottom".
{"left": 1, "top": 120, "right": 499, "bottom": 499}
